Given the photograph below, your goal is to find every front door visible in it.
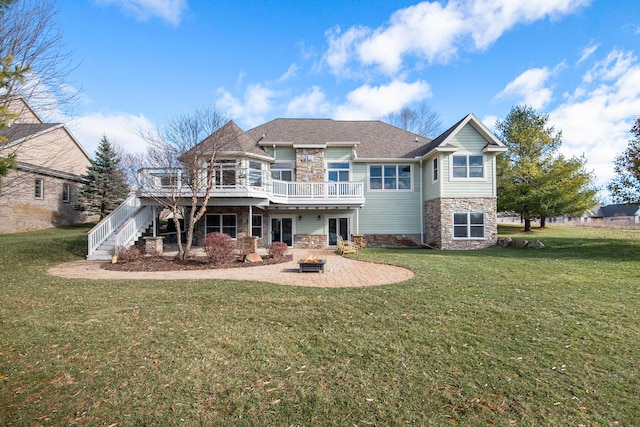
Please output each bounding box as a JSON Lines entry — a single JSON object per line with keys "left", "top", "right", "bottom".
{"left": 271, "top": 217, "right": 293, "bottom": 246}
{"left": 328, "top": 217, "right": 349, "bottom": 246}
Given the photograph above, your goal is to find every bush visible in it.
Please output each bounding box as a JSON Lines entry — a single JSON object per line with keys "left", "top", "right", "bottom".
{"left": 119, "top": 245, "right": 142, "bottom": 263}
{"left": 202, "top": 232, "right": 237, "bottom": 265}
{"left": 267, "top": 241, "right": 288, "bottom": 260}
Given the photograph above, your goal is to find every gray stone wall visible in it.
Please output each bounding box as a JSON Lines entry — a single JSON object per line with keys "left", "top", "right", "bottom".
{"left": 361, "top": 234, "right": 422, "bottom": 248}
{"left": 426, "top": 197, "right": 498, "bottom": 250}
{"left": 295, "top": 148, "right": 325, "bottom": 182}
{"left": 0, "top": 169, "right": 89, "bottom": 234}
{"left": 294, "top": 234, "right": 326, "bottom": 249}
{"left": 193, "top": 207, "right": 266, "bottom": 247}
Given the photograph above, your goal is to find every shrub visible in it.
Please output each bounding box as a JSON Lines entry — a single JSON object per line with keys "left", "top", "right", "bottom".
{"left": 267, "top": 241, "right": 288, "bottom": 260}
{"left": 119, "top": 245, "right": 142, "bottom": 263}
{"left": 202, "top": 232, "right": 237, "bottom": 265}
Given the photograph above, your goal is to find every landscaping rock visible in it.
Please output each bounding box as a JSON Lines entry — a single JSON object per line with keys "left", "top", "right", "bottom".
{"left": 510, "top": 239, "right": 529, "bottom": 248}
{"left": 498, "top": 237, "right": 512, "bottom": 247}
{"left": 527, "top": 240, "right": 545, "bottom": 249}
{"left": 244, "top": 253, "right": 263, "bottom": 263}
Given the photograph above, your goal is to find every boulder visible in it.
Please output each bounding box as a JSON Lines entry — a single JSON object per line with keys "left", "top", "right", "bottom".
{"left": 498, "top": 237, "right": 512, "bottom": 247}
{"left": 245, "top": 253, "right": 263, "bottom": 263}
{"left": 510, "top": 239, "right": 529, "bottom": 248}
{"left": 527, "top": 240, "right": 545, "bottom": 249}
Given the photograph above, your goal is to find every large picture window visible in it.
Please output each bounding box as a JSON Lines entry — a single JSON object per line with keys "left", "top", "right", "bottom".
{"left": 205, "top": 213, "right": 237, "bottom": 238}
{"left": 271, "top": 162, "right": 294, "bottom": 181}
{"left": 452, "top": 155, "right": 484, "bottom": 178}
{"left": 453, "top": 212, "right": 485, "bottom": 239}
{"left": 369, "top": 164, "right": 411, "bottom": 190}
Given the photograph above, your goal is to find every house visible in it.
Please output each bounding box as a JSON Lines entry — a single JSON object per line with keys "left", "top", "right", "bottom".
{"left": 0, "top": 97, "right": 93, "bottom": 233}
{"left": 87, "top": 113, "right": 507, "bottom": 260}
{"left": 591, "top": 203, "right": 640, "bottom": 223}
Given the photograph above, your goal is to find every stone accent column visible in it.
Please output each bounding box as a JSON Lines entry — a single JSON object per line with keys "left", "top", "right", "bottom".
{"left": 351, "top": 234, "right": 366, "bottom": 249}
{"left": 296, "top": 148, "right": 325, "bottom": 182}
{"left": 144, "top": 236, "right": 164, "bottom": 256}
{"left": 439, "top": 197, "right": 498, "bottom": 249}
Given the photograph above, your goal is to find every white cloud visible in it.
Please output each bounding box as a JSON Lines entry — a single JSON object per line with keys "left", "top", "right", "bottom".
{"left": 324, "top": 0, "right": 590, "bottom": 76}
{"left": 96, "top": 0, "right": 187, "bottom": 26}
{"left": 497, "top": 67, "right": 555, "bottom": 109}
{"left": 215, "top": 84, "right": 278, "bottom": 128}
{"left": 66, "top": 111, "right": 156, "bottom": 155}
{"left": 278, "top": 64, "right": 299, "bottom": 82}
{"left": 334, "top": 80, "right": 432, "bottom": 120}
{"left": 286, "top": 86, "right": 331, "bottom": 117}
{"left": 550, "top": 49, "right": 640, "bottom": 187}
{"left": 577, "top": 42, "right": 599, "bottom": 65}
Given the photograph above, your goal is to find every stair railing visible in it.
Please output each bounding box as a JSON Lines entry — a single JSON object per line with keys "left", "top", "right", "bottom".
{"left": 87, "top": 194, "right": 141, "bottom": 258}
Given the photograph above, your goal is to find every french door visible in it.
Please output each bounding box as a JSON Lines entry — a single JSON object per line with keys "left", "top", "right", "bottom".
{"left": 328, "top": 217, "right": 349, "bottom": 246}
{"left": 271, "top": 217, "right": 293, "bottom": 246}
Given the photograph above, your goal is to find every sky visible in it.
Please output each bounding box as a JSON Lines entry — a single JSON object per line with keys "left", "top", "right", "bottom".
{"left": 52, "top": 0, "right": 640, "bottom": 200}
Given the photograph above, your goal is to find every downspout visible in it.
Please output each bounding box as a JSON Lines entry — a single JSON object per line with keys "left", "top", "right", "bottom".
{"left": 420, "top": 158, "right": 424, "bottom": 246}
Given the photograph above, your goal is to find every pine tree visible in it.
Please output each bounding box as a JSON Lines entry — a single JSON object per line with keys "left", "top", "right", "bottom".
{"left": 76, "top": 135, "right": 130, "bottom": 219}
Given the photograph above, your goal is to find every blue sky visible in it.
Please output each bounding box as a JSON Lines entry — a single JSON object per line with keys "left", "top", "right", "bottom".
{"left": 56, "top": 0, "right": 640, "bottom": 199}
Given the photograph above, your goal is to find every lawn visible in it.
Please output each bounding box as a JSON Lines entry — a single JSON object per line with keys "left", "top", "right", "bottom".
{"left": 0, "top": 224, "right": 638, "bottom": 425}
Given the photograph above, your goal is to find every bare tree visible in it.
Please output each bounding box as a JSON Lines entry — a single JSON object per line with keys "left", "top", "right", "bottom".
{"left": 139, "top": 107, "right": 229, "bottom": 261}
{"left": 384, "top": 102, "right": 443, "bottom": 139}
{"left": 0, "top": 0, "right": 78, "bottom": 117}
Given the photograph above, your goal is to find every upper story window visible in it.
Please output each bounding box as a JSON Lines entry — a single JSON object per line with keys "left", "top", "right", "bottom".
{"left": 271, "top": 162, "right": 294, "bottom": 181}
{"left": 327, "top": 162, "right": 350, "bottom": 182}
{"left": 433, "top": 158, "right": 438, "bottom": 182}
{"left": 62, "top": 183, "right": 70, "bottom": 203}
{"left": 248, "top": 161, "right": 262, "bottom": 187}
{"left": 452, "top": 155, "right": 484, "bottom": 179}
{"left": 214, "top": 160, "right": 237, "bottom": 186}
{"left": 369, "top": 164, "right": 412, "bottom": 190}
{"left": 34, "top": 178, "right": 43, "bottom": 199}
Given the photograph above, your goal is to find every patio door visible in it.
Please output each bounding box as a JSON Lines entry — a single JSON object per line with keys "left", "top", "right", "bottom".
{"left": 328, "top": 217, "right": 349, "bottom": 246}
{"left": 271, "top": 217, "right": 293, "bottom": 246}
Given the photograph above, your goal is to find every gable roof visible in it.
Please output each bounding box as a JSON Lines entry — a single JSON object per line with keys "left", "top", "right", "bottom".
{"left": 419, "top": 113, "right": 506, "bottom": 159}
{"left": 594, "top": 203, "right": 640, "bottom": 218}
{"left": 188, "top": 120, "right": 271, "bottom": 159}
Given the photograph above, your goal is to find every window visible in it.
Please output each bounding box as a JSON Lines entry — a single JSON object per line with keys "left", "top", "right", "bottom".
{"left": 62, "top": 183, "right": 70, "bottom": 203}
{"left": 433, "top": 158, "right": 438, "bottom": 181}
{"left": 453, "top": 212, "right": 485, "bottom": 239}
{"left": 452, "top": 155, "right": 484, "bottom": 178}
{"left": 327, "top": 162, "right": 350, "bottom": 182}
{"left": 214, "top": 160, "right": 236, "bottom": 186}
{"left": 251, "top": 214, "right": 263, "bottom": 238}
{"left": 249, "top": 161, "right": 262, "bottom": 187}
{"left": 205, "top": 213, "right": 237, "bottom": 238}
{"left": 271, "top": 162, "right": 293, "bottom": 181}
{"left": 34, "top": 178, "right": 43, "bottom": 199}
{"left": 369, "top": 164, "right": 412, "bottom": 190}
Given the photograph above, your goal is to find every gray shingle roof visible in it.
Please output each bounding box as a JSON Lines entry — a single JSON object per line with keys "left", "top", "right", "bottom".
{"left": 594, "top": 203, "right": 640, "bottom": 218}
{"left": 0, "top": 123, "right": 60, "bottom": 147}
{"left": 246, "top": 119, "right": 432, "bottom": 159}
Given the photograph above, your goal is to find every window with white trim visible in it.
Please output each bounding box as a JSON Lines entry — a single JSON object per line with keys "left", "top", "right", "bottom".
{"left": 34, "top": 178, "right": 43, "bottom": 199}
{"left": 453, "top": 212, "right": 485, "bottom": 239}
{"left": 369, "top": 164, "right": 412, "bottom": 190}
{"left": 248, "top": 161, "right": 262, "bottom": 187}
{"left": 251, "top": 214, "right": 263, "bottom": 238}
{"left": 271, "top": 162, "right": 294, "bottom": 181}
{"left": 62, "top": 183, "right": 70, "bottom": 203}
{"left": 452, "top": 155, "right": 484, "bottom": 178}
{"left": 327, "top": 162, "right": 350, "bottom": 182}
{"left": 433, "top": 158, "right": 438, "bottom": 181}
{"left": 205, "top": 213, "right": 237, "bottom": 238}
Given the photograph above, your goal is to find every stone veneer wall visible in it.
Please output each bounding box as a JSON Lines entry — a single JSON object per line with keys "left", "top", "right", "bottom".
{"left": 425, "top": 197, "right": 498, "bottom": 250}
{"left": 362, "top": 234, "right": 421, "bottom": 248}
{"left": 193, "top": 207, "right": 266, "bottom": 247}
{"left": 295, "top": 148, "right": 325, "bottom": 182}
{"left": 294, "top": 234, "right": 326, "bottom": 249}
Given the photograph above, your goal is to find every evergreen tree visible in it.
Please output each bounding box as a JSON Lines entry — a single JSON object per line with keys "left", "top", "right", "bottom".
{"left": 607, "top": 117, "right": 640, "bottom": 203}
{"left": 496, "top": 105, "right": 596, "bottom": 231}
{"left": 76, "top": 135, "right": 130, "bottom": 219}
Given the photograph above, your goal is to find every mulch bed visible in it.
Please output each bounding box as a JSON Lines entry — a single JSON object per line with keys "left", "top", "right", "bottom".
{"left": 102, "top": 254, "right": 293, "bottom": 272}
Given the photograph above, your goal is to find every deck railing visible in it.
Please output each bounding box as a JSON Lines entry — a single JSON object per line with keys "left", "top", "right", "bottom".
{"left": 136, "top": 168, "right": 365, "bottom": 202}
{"left": 87, "top": 194, "right": 141, "bottom": 257}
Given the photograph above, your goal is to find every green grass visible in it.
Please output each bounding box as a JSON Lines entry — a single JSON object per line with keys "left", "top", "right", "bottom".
{"left": 1, "top": 224, "right": 639, "bottom": 425}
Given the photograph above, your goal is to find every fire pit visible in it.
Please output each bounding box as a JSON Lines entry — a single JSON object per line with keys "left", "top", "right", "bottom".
{"left": 298, "top": 255, "right": 326, "bottom": 273}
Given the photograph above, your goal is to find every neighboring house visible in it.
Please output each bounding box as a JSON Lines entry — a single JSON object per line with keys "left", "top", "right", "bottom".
{"left": 0, "top": 97, "right": 92, "bottom": 233}
{"left": 591, "top": 203, "right": 640, "bottom": 223}
{"left": 87, "top": 113, "right": 507, "bottom": 260}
